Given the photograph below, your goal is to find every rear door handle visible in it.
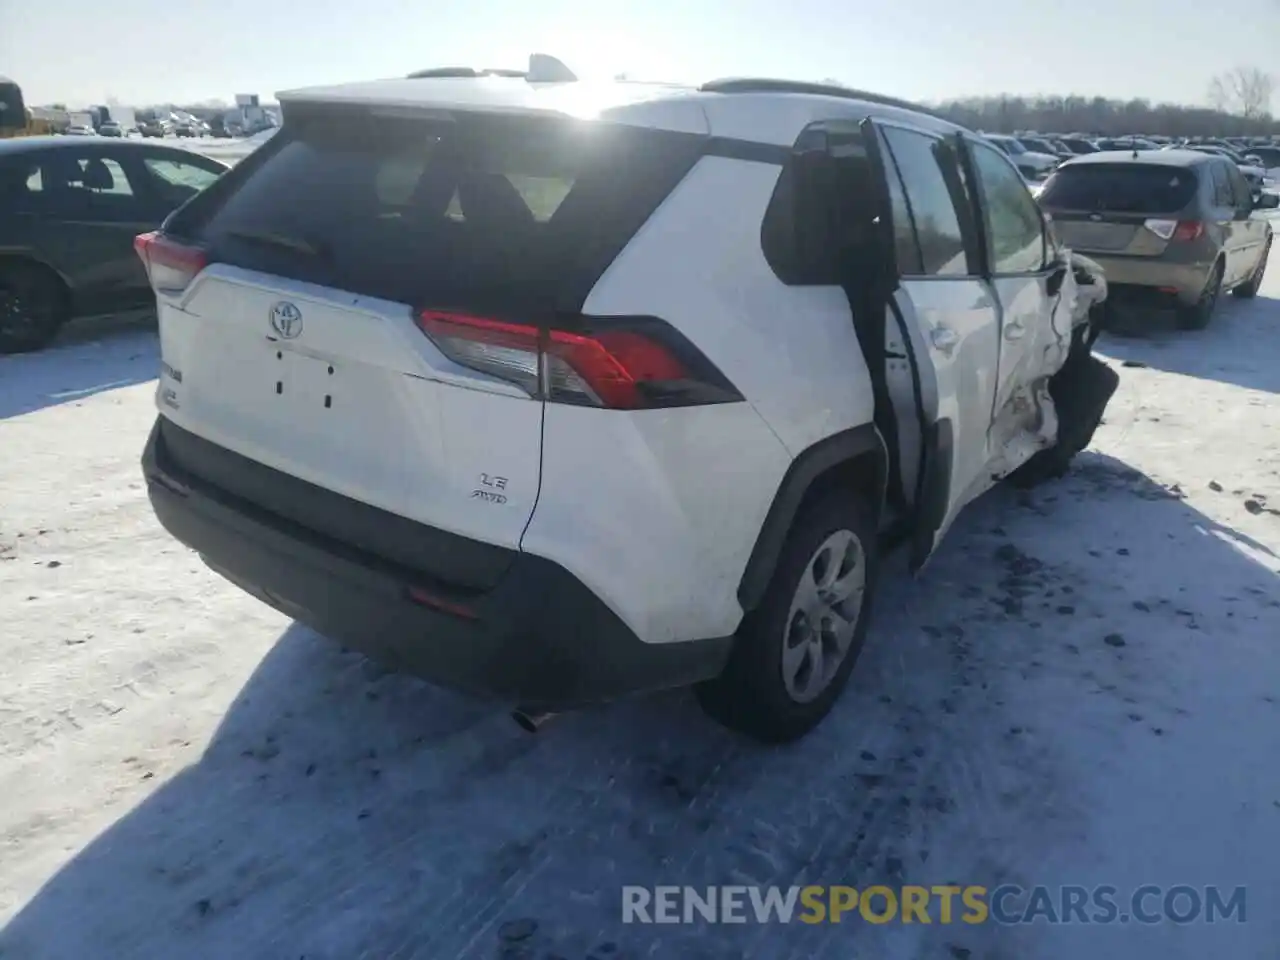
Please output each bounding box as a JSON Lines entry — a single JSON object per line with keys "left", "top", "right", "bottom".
{"left": 930, "top": 326, "right": 959, "bottom": 355}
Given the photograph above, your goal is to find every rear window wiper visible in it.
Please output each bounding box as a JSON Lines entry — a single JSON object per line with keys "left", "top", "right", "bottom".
{"left": 224, "top": 227, "right": 331, "bottom": 260}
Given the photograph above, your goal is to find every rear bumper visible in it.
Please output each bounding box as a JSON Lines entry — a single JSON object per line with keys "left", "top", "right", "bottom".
{"left": 1075, "top": 254, "right": 1213, "bottom": 304}
{"left": 142, "top": 419, "right": 731, "bottom": 709}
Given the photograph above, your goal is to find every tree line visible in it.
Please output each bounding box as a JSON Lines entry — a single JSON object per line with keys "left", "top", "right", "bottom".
{"left": 929, "top": 67, "right": 1276, "bottom": 139}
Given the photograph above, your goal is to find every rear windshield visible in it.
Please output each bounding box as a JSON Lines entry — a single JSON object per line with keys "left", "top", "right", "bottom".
{"left": 1247, "top": 147, "right": 1280, "bottom": 165}
{"left": 1038, "top": 163, "right": 1199, "bottom": 214}
{"left": 169, "top": 105, "right": 704, "bottom": 311}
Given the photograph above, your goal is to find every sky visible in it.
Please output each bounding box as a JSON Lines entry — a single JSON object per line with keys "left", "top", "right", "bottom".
{"left": 2, "top": 0, "right": 1279, "bottom": 109}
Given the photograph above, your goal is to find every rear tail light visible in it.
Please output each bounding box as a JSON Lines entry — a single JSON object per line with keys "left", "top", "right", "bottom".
{"left": 416, "top": 310, "right": 741, "bottom": 410}
{"left": 1171, "top": 221, "right": 1206, "bottom": 242}
{"left": 134, "top": 231, "right": 207, "bottom": 295}
{"left": 1144, "top": 219, "right": 1204, "bottom": 242}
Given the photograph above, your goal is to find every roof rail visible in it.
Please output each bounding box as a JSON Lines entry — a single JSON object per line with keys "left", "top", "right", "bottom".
{"left": 406, "top": 54, "right": 577, "bottom": 84}
{"left": 698, "top": 78, "right": 951, "bottom": 123}
{"left": 408, "top": 67, "right": 490, "bottom": 78}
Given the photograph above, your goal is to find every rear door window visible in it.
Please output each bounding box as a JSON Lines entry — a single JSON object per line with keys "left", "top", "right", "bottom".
{"left": 1224, "top": 163, "right": 1252, "bottom": 209}
{"left": 968, "top": 141, "right": 1046, "bottom": 274}
{"left": 15, "top": 151, "right": 146, "bottom": 221}
{"left": 1209, "top": 163, "right": 1234, "bottom": 207}
{"left": 1038, "top": 164, "right": 1199, "bottom": 214}
{"left": 170, "top": 107, "right": 703, "bottom": 311}
{"left": 880, "top": 126, "right": 974, "bottom": 276}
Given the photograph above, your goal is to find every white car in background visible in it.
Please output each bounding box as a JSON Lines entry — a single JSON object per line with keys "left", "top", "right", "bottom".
{"left": 984, "top": 134, "right": 1060, "bottom": 181}
{"left": 1245, "top": 145, "right": 1280, "bottom": 182}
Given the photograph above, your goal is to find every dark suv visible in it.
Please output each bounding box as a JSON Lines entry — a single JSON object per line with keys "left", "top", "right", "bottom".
{"left": 0, "top": 137, "right": 227, "bottom": 352}
{"left": 1038, "top": 150, "right": 1276, "bottom": 329}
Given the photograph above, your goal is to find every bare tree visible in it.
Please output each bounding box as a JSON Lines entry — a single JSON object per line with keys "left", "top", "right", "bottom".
{"left": 1207, "top": 66, "right": 1275, "bottom": 119}
{"left": 934, "top": 91, "right": 1279, "bottom": 138}
{"left": 1208, "top": 75, "right": 1230, "bottom": 113}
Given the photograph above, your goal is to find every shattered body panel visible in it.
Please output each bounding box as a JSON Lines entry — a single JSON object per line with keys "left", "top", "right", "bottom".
{"left": 984, "top": 251, "right": 1112, "bottom": 487}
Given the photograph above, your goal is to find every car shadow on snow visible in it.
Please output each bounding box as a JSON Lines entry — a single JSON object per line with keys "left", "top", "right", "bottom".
{"left": 1098, "top": 290, "right": 1280, "bottom": 394}
{"left": 3, "top": 455, "right": 1279, "bottom": 960}
{"left": 0, "top": 313, "right": 158, "bottom": 420}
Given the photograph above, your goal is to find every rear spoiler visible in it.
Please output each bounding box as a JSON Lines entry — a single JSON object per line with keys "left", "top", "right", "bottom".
{"left": 406, "top": 53, "right": 577, "bottom": 84}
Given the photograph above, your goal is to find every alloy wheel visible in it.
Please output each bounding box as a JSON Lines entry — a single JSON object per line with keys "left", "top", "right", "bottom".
{"left": 781, "top": 529, "right": 867, "bottom": 704}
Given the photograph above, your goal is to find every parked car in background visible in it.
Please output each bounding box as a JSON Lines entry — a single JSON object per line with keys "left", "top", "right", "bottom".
{"left": 1093, "top": 137, "right": 1159, "bottom": 152}
{"left": 984, "top": 134, "right": 1059, "bottom": 179}
{"left": 1177, "top": 144, "right": 1267, "bottom": 199}
{"left": 0, "top": 136, "right": 228, "bottom": 352}
{"left": 136, "top": 68, "right": 1116, "bottom": 742}
{"left": 1039, "top": 149, "right": 1276, "bottom": 330}
{"left": 1017, "top": 135, "right": 1074, "bottom": 161}
{"left": 98, "top": 120, "right": 123, "bottom": 138}
{"left": 64, "top": 124, "right": 96, "bottom": 136}
{"left": 138, "top": 118, "right": 167, "bottom": 138}
{"left": 1057, "top": 136, "right": 1100, "bottom": 155}
{"left": 1245, "top": 145, "right": 1280, "bottom": 179}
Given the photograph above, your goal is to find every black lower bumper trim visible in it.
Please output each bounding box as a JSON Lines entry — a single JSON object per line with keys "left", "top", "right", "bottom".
{"left": 142, "top": 419, "right": 731, "bottom": 709}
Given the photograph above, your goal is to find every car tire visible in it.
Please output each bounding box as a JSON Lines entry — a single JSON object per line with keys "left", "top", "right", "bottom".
{"left": 1177, "top": 260, "right": 1223, "bottom": 330}
{"left": 1232, "top": 238, "right": 1271, "bottom": 299}
{"left": 0, "top": 261, "right": 70, "bottom": 355}
{"left": 695, "top": 492, "right": 879, "bottom": 744}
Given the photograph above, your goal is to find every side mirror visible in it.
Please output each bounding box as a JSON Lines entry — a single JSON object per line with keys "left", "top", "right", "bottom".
{"left": 1254, "top": 193, "right": 1280, "bottom": 210}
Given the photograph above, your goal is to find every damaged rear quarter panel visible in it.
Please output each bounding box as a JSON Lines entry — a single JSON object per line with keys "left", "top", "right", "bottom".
{"left": 985, "top": 251, "right": 1110, "bottom": 481}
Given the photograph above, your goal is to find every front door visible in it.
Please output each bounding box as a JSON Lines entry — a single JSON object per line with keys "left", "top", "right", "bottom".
{"left": 1224, "top": 162, "right": 1268, "bottom": 285}
{"left": 861, "top": 119, "right": 1002, "bottom": 569}
{"left": 962, "top": 138, "right": 1059, "bottom": 460}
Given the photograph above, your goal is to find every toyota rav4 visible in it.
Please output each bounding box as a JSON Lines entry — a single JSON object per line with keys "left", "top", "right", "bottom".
{"left": 138, "top": 59, "right": 1117, "bottom": 743}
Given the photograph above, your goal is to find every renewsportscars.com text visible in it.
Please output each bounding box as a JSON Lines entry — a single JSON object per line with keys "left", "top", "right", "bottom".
{"left": 621, "top": 884, "right": 1247, "bottom": 926}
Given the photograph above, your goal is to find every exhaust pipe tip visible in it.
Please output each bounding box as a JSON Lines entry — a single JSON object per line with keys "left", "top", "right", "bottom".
{"left": 511, "top": 708, "right": 555, "bottom": 733}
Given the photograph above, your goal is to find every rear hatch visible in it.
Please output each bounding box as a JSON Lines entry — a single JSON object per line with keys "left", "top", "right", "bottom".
{"left": 1039, "top": 162, "right": 1200, "bottom": 256}
{"left": 143, "top": 98, "right": 704, "bottom": 585}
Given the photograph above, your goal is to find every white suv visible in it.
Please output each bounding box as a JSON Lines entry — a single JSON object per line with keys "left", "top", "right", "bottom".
{"left": 137, "top": 60, "right": 1116, "bottom": 742}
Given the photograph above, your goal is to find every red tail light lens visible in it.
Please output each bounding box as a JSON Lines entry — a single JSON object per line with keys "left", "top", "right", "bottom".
{"left": 1171, "top": 221, "right": 1205, "bottom": 242}
{"left": 416, "top": 310, "right": 741, "bottom": 410}
{"left": 1143, "top": 219, "right": 1205, "bottom": 242}
{"left": 134, "top": 231, "right": 207, "bottom": 295}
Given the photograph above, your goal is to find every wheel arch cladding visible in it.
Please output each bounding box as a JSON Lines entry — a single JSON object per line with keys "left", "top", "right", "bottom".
{"left": 736, "top": 423, "right": 887, "bottom": 613}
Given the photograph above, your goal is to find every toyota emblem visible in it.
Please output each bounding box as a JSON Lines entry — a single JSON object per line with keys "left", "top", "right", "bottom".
{"left": 269, "top": 301, "right": 303, "bottom": 339}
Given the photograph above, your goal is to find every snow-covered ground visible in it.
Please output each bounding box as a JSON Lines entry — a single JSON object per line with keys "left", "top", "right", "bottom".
{"left": 1, "top": 280, "right": 1278, "bottom": 959}
{"left": 174, "top": 128, "right": 278, "bottom": 165}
